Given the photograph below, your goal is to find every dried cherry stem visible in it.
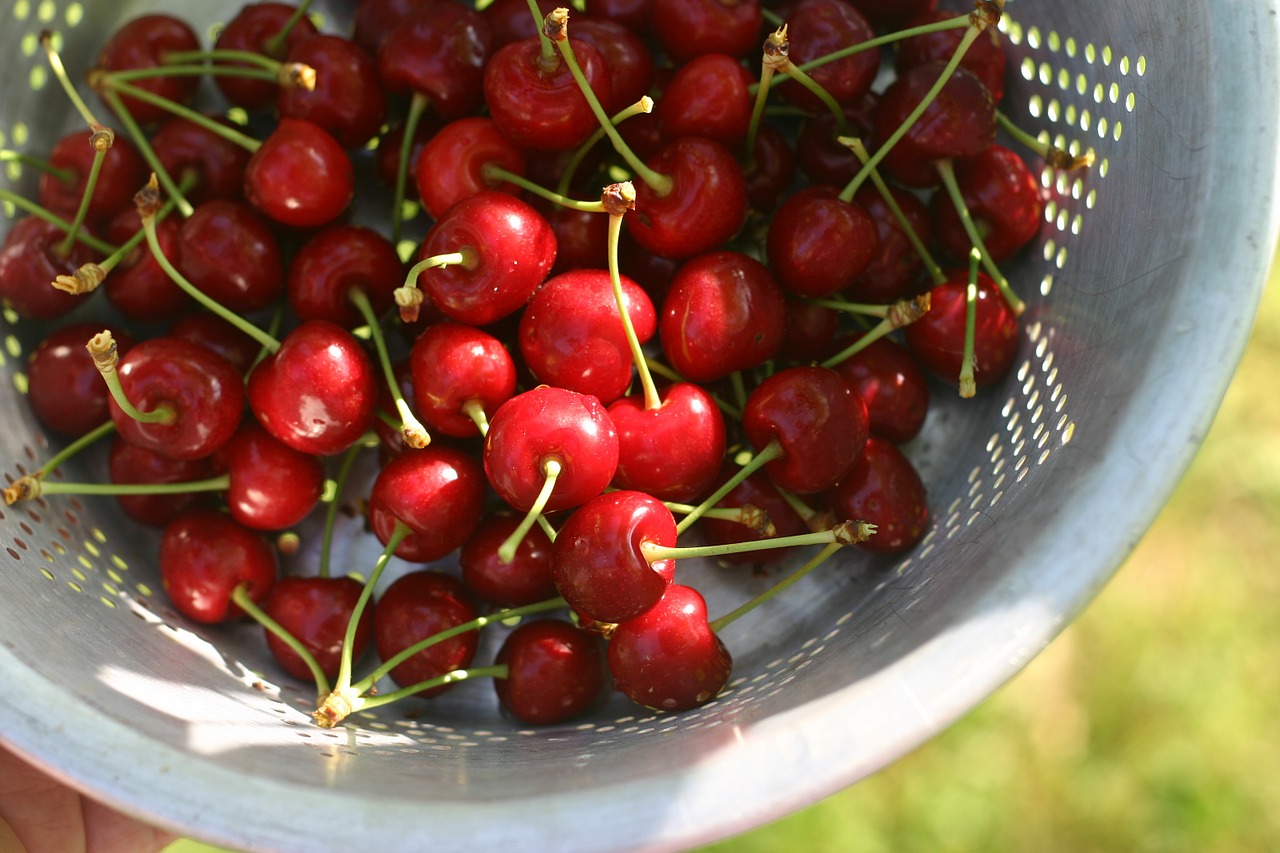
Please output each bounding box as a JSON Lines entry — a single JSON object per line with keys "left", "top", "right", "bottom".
{"left": 604, "top": 182, "right": 661, "bottom": 410}
{"left": 497, "top": 458, "right": 563, "bottom": 564}
{"left": 959, "top": 248, "right": 981, "bottom": 398}
{"left": 96, "top": 87, "right": 195, "bottom": 218}
{"left": 837, "top": 136, "right": 944, "bottom": 284}
{"left": 393, "top": 247, "right": 476, "bottom": 323}
{"left": 643, "top": 519, "right": 872, "bottom": 563}
{"left": 391, "top": 93, "right": 430, "bottom": 244}
{"left": 709, "top": 543, "right": 845, "bottom": 633}
{"left": 555, "top": 96, "right": 653, "bottom": 197}
{"left": 481, "top": 164, "right": 606, "bottom": 212}
{"left": 86, "top": 330, "right": 174, "bottom": 425}
{"left": 41, "top": 30, "right": 105, "bottom": 131}
{"left": 0, "top": 188, "right": 117, "bottom": 255}
{"left": 819, "top": 294, "right": 932, "bottom": 369}
{"left": 933, "top": 157, "right": 1025, "bottom": 315}
{"left": 546, "top": 8, "right": 673, "bottom": 196}
{"left": 261, "top": 0, "right": 316, "bottom": 58}
{"left": 348, "top": 288, "right": 431, "bottom": 449}
{"left": 674, "top": 441, "right": 785, "bottom": 535}
{"left": 318, "top": 433, "right": 378, "bottom": 579}
{"left": 232, "top": 583, "right": 331, "bottom": 698}
{"left": 134, "top": 176, "right": 281, "bottom": 352}
{"left": 996, "top": 111, "right": 1095, "bottom": 171}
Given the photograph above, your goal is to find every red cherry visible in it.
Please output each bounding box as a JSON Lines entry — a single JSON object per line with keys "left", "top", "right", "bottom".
{"left": 655, "top": 53, "right": 754, "bottom": 148}
{"left": 699, "top": 464, "right": 811, "bottom": 567}
{"left": 766, "top": 184, "right": 879, "bottom": 299}
{"left": 96, "top": 14, "right": 202, "bottom": 123}
{"left": 176, "top": 199, "right": 283, "bottom": 315}
{"left": 460, "top": 511, "right": 557, "bottom": 608}
{"left": 212, "top": 2, "right": 319, "bottom": 110}
{"left": 744, "top": 123, "right": 797, "bottom": 213}
{"left": 27, "top": 322, "right": 135, "bottom": 439}
{"left": 374, "top": 116, "right": 442, "bottom": 197}
{"left": 223, "top": 422, "right": 326, "bottom": 531}
{"left": 794, "top": 96, "right": 878, "bottom": 186}
{"left": 150, "top": 116, "right": 252, "bottom": 208}
{"left": 607, "top": 382, "right": 726, "bottom": 503}
{"left": 495, "top": 619, "right": 605, "bottom": 725}
{"left": 368, "top": 445, "right": 488, "bottom": 563}
{"left": 377, "top": 1, "right": 494, "bottom": 122}
{"left": 373, "top": 570, "right": 480, "bottom": 698}
{"left": 831, "top": 335, "right": 931, "bottom": 444}
{"left": 263, "top": 576, "right": 374, "bottom": 681}
{"left": 108, "top": 436, "right": 213, "bottom": 528}
{"left": 572, "top": 16, "right": 655, "bottom": 115}
{"left": 38, "top": 131, "right": 146, "bottom": 228}
{"left": 778, "top": 299, "right": 840, "bottom": 365}
{"left": 247, "top": 320, "right": 378, "bottom": 457}
{"left": 824, "top": 437, "right": 929, "bottom": 554}
{"left": 244, "top": 118, "right": 355, "bottom": 229}
{"left": 551, "top": 490, "right": 676, "bottom": 624}
{"left": 278, "top": 34, "right": 388, "bottom": 150}
{"left": 414, "top": 117, "right": 527, "bottom": 219}
{"left": 287, "top": 224, "right": 404, "bottom": 328}
{"left": 846, "top": 0, "right": 936, "bottom": 29}
{"left": 0, "top": 216, "right": 96, "bottom": 321}
{"left": 650, "top": 0, "right": 761, "bottom": 63}
{"left": 101, "top": 207, "right": 190, "bottom": 322}
{"left": 607, "top": 583, "right": 732, "bottom": 712}
{"left": 903, "top": 271, "right": 1019, "bottom": 388}
{"left": 169, "top": 311, "right": 262, "bottom": 377}
{"left": 846, "top": 183, "right": 933, "bottom": 304}
{"left": 930, "top": 144, "right": 1045, "bottom": 263}
{"left": 583, "top": 0, "right": 652, "bottom": 35}
{"left": 775, "top": 0, "right": 879, "bottom": 113}
{"left": 482, "top": 0, "right": 560, "bottom": 47}
{"left": 409, "top": 322, "right": 517, "bottom": 438}
{"left": 159, "top": 509, "right": 278, "bottom": 624}
{"left": 353, "top": 0, "right": 431, "bottom": 55}
{"left": 897, "top": 9, "right": 1007, "bottom": 105}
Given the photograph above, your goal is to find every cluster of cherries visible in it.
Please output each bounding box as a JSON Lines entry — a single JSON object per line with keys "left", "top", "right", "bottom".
{"left": 0, "top": 0, "right": 1075, "bottom": 727}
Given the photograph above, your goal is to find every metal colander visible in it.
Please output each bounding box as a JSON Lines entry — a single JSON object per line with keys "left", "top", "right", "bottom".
{"left": 2, "top": 1, "right": 1278, "bottom": 851}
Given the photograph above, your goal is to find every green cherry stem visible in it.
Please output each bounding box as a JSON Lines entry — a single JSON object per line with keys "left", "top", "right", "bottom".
{"left": 352, "top": 666, "right": 510, "bottom": 715}
{"left": 393, "top": 247, "right": 476, "bottom": 322}
{"left": 496, "top": 458, "right": 563, "bottom": 564}
{"left": 349, "top": 288, "right": 431, "bottom": 449}
{"left": 642, "top": 519, "right": 873, "bottom": 563}
{"left": 603, "top": 182, "right": 660, "bottom": 410}
{"left": 818, "top": 294, "right": 932, "bottom": 369}
{"left": 0, "top": 420, "right": 117, "bottom": 506}
{"left": 0, "top": 189, "right": 117, "bottom": 254}
{"left": 106, "top": 63, "right": 283, "bottom": 86}
{"left": 261, "top": 0, "right": 315, "bottom": 58}
{"left": 16, "top": 474, "right": 230, "bottom": 501}
{"left": 232, "top": 583, "right": 331, "bottom": 699}
{"left": 327, "top": 521, "right": 412, "bottom": 696}
{"left": 460, "top": 399, "right": 491, "bottom": 437}
{"left": 674, "top": 441, "right": 785, "bottom": 535}
{"left": 56, "top": 131, "right": 113, "bottom": 257}
{"left": 0, "top": 150, "right": 74, "bottom": 183}
{"left": 97, "top": 86, "right": 196, "bottom": 217}
{"left": 745, "top": 28, "right": 786, "bottom": 171}
{"left": 555, "top": 96, "right": 653, "bottom": 197}
{"left": 40, "top": 30, "right": 105, "bottom": 131}
{"left": 996, "top": 110, "right": 1096, "bottom": 171}
{"left": 663, "top": 500, "right": 776, "bottom": 536}
{"left": 526, "top": 0, "right": 559, "bottom": 64}
{"left": 481, "top": 163, "right": 606, "bottom": 212}
{"left": 933, "top": 158, "right": 1025, "bottom": 315}
{"left": 92, "top": 73, "right": 262, "bottom": 153}
{"left": 709, "top": 543, "right": 844, "bottom": 633}
{"left": 318, "top": 433, "right": 379, "bottom": 579}
{"left": 959, "top": 248, "right": 981, "bottom": 398}
{"left": 85, "top": 330, "right": 174, "bottom": 426}
{"left": 392, "top": 92, "right": 430, "bottom": 245}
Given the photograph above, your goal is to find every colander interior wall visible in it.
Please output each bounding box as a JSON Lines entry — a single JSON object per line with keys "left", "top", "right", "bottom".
{"left": 1, "top": 2, "right": 1278, "bottom": 852}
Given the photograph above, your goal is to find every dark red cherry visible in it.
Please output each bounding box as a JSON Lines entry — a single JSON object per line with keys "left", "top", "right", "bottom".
{"left": 460, "top": 511, "right": 557, "bottom": 608}
{"left": 745, "top": 123, "right": 797, "bottom": 213}
{"left": 374, "top": 115, "right": 441, "bottom": 197}
{"left": 38, "top": 131, "right": 146, "bottom": 228}
{"left": 102, "top": 207, "right": 190, "bottom": 323}
{"left": 287, "top": 224, "right": 404, "bottom": 328}
{"left": 159, "top": 509, "right": 278, "bottom": 624}
{"left": 278, "top": 34, "right": 387, "bottom": 150}
{"left": 607, "top": 382, "right": 726, "bottom": 503}
{"left": 650, "top": 0, "right": 761, "bottom": 63}
{"left": 110, "top": 337, "right": 246, "bottom": 461}
{"left": 26, "top": 322, "right": 134, "bottom": 439}
{"left": 170, "top": 311, "right": 262, "bottom": 377}
{"left": 778, "top": 299, "right": 840, "bottom": 365}
{"left": 541, "top": 201, "right": 609, "bottom": 274}
{"left": 151, "top": 116, "right": 253, "bottom": 207}
{"left": 409, "top": 322, "right": 517, "bottom": 438}
{"left": 699, "top": 464, "right": 811, "bottom": 567}
{"left": 244, "top": 118, "right": 355, "bottom": 229}
{"left": 794, "top": 94, "right": 878, "bottom": 187}
{"left": 659, "top": 250, "right": 787, "bottom": 382}
{"left": 766, "top": 184, "right": 879, "bottom": 299}
{"left": 742, "top": 365, "right": 869, "bottom": 494}
{"left": 247, "top": 320, "right": 378, "bottom": 457}
{"left": 831, "top": 335, "right": 931, "bottom": 444}
{"left": 897, "top": 9, "right": 1007, "bottom": 105}
{"left": 824, "top": 436, "right": 929, "bottom": 554}
{"left": 482, "top": 0, "right": 559, "bottom": 47}
{"left": 572, "top": 16, "right": 655, "bottom": 115}
{"left": 846, "top": 183, "right": 932, "bottom": 304}
{"left": 903, "top": 271, "right": 1019, "bottom": 388}
{"left": 583, "top": 0, "right": 652, "bottom": 36}
{"left": 930, "top": 144, "right": 1044, "bottom": 262}
{"left": 354, "top": 0, "right": 431, "bottom": 55}
{"left": 176, "top": 199, "right": 283, "bottom": 314}
{"left": 263, "top": 576, "right": 373, "bottom": 681}
{"left": 775, "top": 0, "right": 879, "bottom": 112}
{"left": 368, "top": 445, "right": 488, "bottom": 563}
{"left": 495, "top": 619, "right": 605, "bottom": 725}
{"left": 607, "top": 583, "right": 732, "bottom": 712}
{"left": 96, "top": 14, "right": 202, "bottom": 123}
{"left": 414, "top": 117, "right": 527, "bottom": 220}
{"left": 655, "top": 54, "right": 753, "bottom": 148}
{"left": 373, "top": 570, "right": 480, "bottom": 698}
{"left": 223, "top": 421, "right": 326, "bottom": 531}
{"left": 377, "top": 1, "right": 494, "bottom": 122}
{"left": 108, "top": 436, "right": 214, "bottom": 528}
{"left": 0, "top": 216, "right": 96, "bottom": 321}
{"left": 213, "top": 2, "right": 320, "bottom": 110}
{"left": 847, "top": 0, "right": 936, "bottom": 29}
{"left": 551, "top": 490, "right": 676, "bottom": 624}
{"left": 483, "top": 35, "right": 612, "bottom": 152}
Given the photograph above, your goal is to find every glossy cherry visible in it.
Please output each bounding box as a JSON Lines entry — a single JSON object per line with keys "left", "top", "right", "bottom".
{"left": 847, "top": 183, "right": 933, "bottom": 304}
{"left": 263, "top": 576, "right": 374, "bottom": 681}
{"left": 775, "top": 0, "right": 880, "bottom": 113}
{"left": 794, "top": 96, "right": 878, "bottom": 186}
{"left": 353, "top": 0, "right": 432, "bottom": 55}
{"left": 278, "top": 34, "right": 387, "bottom": 150}
{"left": 101, "top": 206, "right": 190, "bottom": 322}
{"left": 824, "top": 436, "right": 929, "bottom": 554}
{"left": 745, "top": 123, "right": 797, "bottom": 213}
{"left": 373, "top": 570, "right": 480, "bottom": 698}
{"left": 847, "top": 0, "right": 936, "bottom": 29}
{"left": 0, "top": 216, "right": 96, "bottom": 321}
{"left": 903, "top": 270, "right": 1019, "bottom": 388}
{"left": 460, "top": 511, "right": 557, "bottom": 608}
{"left": 96, "top": 14, "right": 202, "bottom": 123}
{"left": 778, "top": 299, "right": 840, "bottom": 365}
{"left": 930, "top": 144, "right": 1045, "bottom": 262}
{"left": 409, "top": 321, "right": 517, "bottom": 438}
{"left": 766, "top": 184, "right": 879, "bottom": 299}
{"left": 495, "top": 619, "right": 605, "bottom": 725}
{"left": 897, "top": 9, "right": 1007, "bottom": 105}
{"left": 655, "top": 53, "right": 754, "bottom": 148}
{"left": 287, "top": 224, "right": 404, "bottom": 328}
{"left": 699, "top": 464, "right": 811, "bottom": 567}
{"left": 376, "top": 0, "right": 494, "bottom": 122}
{"left": 368, "top": 445, "right": 488, "bottom": 563}
{"left": 212, "top": 2, "right": 319, "bottom": 110}
{"left": 414, "top": 117, "right": 526, "bottom": 219}
{"left": 27, "top": 322, "right": 134, "bottom": 438}
{"left": 650, "top": 0, "right": 761, "bottom": 63}
{"left": 108, "top": 436, "right": 214, "bottom": 528}
{"left": 151, "top": 115, "right": 252, "bottom": 207}
{"left": 159, "top": 509, "right": 278, "bottom": 624}
{"left": 176, "top": 199, "right": 283, "bottom": 314}
{"left": 572, "top": 16, "right": 655, "bottom": 115}
{"left": 482, "top": 0, "right": 560, "bottom": 47}
{"left": 38, "top": 131, "right": 146, "bottom": 228}
{"left": 244, "top": 118, "right": 355, "bottom": 229}
{"left": 831, "top": 335, "right": 931, "bottom": 444}
{"left": 222, "top": 421, "right": 326, "bottom": 531}
{"left": 483, "top": 35, "right": 612, "bottom": 152}
{"left": 607, "top": 382, "right": 726, "bottom": 503}
{"left": 170, "top": 311, "right": 263, "bottom": 376}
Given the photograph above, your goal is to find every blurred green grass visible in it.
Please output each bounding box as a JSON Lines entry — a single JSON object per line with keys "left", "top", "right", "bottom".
{"left": 168, "top": 252, "right": 1280, "bottom": 853}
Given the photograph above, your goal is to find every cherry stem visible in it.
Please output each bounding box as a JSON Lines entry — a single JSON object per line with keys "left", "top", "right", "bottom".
{"left": 318, "top": 434, "right": 378, "bottom": 579}
{"left": 481, "top": 163, "right": 605, "bottom": 212}
{"left": 496, "top": 458, "right": 562, "bottom": 564}
{"left": 84, "top": 171, "right": 195, "bottom": 285}
{"left": 135, "top": 177, "right": 281, "bottom": 352}
{"left": 92, "top": 73, "right": 262, "bottom": 153}
{"left": 55, "top": 133, "right": 112, "bottom": 258}
{"left": 40, "top": 30, "right": 104, "bottom": 131}
{"left": 28, "top": 474, "right": 230, "bottom": 501}
{"left": 818, "top": 295, "right": 931, "bottom": 368}
{"left": 774, "top": 486, "right": 832, "bottom": 531}
{"left": 933, "top": 158, "right": 1025, "bottom": 315}
{"left": 778, "top": 61, "right": 847, "bottom": 137}
{"left": 760, "top": 5, "right": 784, "bottom": 26}
{"left": 645, "top": 357, "right": 744, "bottom": 419}
{"left": 555, "top": 96, "right": 653, "bottom": 197}
{"left": 746, "top": 29, "right": 785, "bottom": 170}
{"left": 959, "top": 248, "right": 981, "bottom": 398}
{"left": 394, "top": 247, "right": 475, "bottom": 322}
{"left": 106, "top": 63, "right": 282, "bottom": 86}
{"left": 663, "top": 500, "right": 776, "bottom": 537}
{"left": 603, "top": 183, "right": 660, "bottom": 410}
{"left": 262, "top": 0, "right": 315, "bottom": 58}
{"left": 838, "top": 136, "right": 945, "bottom": 284}
{"left": 709, "top": 543, "right": 843, "bottom": 633}
{"left": 331, "top": 521, "right": 411, "bottom": 695}
{"left": 392, "top": 93, "right": 429, "bottom": 245}
{"left": 674, "top": 441, "right": 785, "bottom": 535}
{"left": 0, "top": 188, "right": 118, "bottom": 255}
{"left": 37, "top": 420, "right": 116, "bottom": 480}
{"left": 546, "top": 9, "right": 673, "bottom": 196}
{"left": 83, "top": 329, "right": 175, "bottom": 425}
{"left": 163, "top": 48, "right": 278, "bottom": 71}
{"left": 460, "top": 398, "right": 490, "bottom": 437}
{"left": 97, "top": 87, "right": 196, "bottom": 217}
{"left": 527, "top": 0, "right": 559, "bottom": 64}
{"left": 996, "top": 111, "right": 1096, "bottom": 171}
{"left": 839, "top": 24, "right": 982, "bottom": 199}
{"left": 349, "top": 288, "right": 431, "bottom": 449}
{"left": 535, "top": 513, "right": 558, "bottom": 543}
{"left": 353, "top": 665, "right": 510, "bottom": 714}
{"left": 2, "top": 421, "right": 117, "bottom": 506}
{"left": 642, "top": 519, "right": 872, "bottom": 563}
{"left": 232, "top": 583, "right": 332, "bottom": 698}
{"left": 0, "top": 149, "right": 74, "bottom": 183}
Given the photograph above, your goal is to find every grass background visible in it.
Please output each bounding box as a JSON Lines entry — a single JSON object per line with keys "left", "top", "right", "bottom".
{"left": 167, "top": 250, "right": 1280, "bottom": 853}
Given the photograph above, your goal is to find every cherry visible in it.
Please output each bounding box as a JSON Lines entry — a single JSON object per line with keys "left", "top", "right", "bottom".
{"left": 583, "top": 0, "right": 653, "bottom": 36}
{"left": 571, "top": 16, "right": 655, "bottom": 115}
{"left": 540, "top": 201, "right": 609, "bottom": 274}
{"left": 108, "top": 436, "right": 214, "bottom": 528}
{"left": 607, "top": 382, "right": 726, "bottom": 503}
{"left": 368, "top": 445, "right": 487, "bottom": 563}
{"left": 903, "top": 270, "right": 1018, "bottom": 388}
{"left": 176, "top": 199, "right": 283, "bottom": 314}
{"left": 831, "top": 335, "right": 931, "bottom": 444}
{"left": 414, "top": 190, "right": 557, "bottom": 326}
{"left": 607, "top": 583, "right": 732, "bottom": 712}
{"left": 847, "top": 0, "right": 936, "bottom": 29}
{"left": 779, "top": 299, "right": 841, "bottom": 365}
{"left": 551, "top": 490, "right": 677, "bottom": 623}
{"left": 244, "top": 118, "right": 355, "bottom": 229}
{"left": 353, "top": 0, "right": 431, "bottom": 55}
{"left": 699, "top": 464, "right": 810, "bottom": 567}
{"left": 414, "top": 117, "right": 527, "bottom": 219}
{"left": 97, "top": 206, "right": 189, "bottom": 322}
{"left": 897, "top": 9, "right": 1007, "bottom": 105}
{"left": 409, "top": 321, "right": 516, "bottom": 438}
{"left": 482, "top": 0, "right": 560, "bottom": 47}
{"left": 794, "top": 95, "right": 878, "bottom": 187}
{"left": 659, "top": 250, "right": 787, "bottom": 383}
{"left": 37, "top": 131, "right": 146, "bottom": 228}
{"left": 517, "top": 268, "right": 657, "bottom": 406}
{"left": 159, "top": 509, "right": 278, "bottom": 624}
{"left": 262, "top": 576, "right": 374, "bottom": 682}
{"left": 483, "top": 386, "right": 619, "bottom": 514}
{"left": 930, "top": 144, "right": 1044, "bottom": 263}
{"left": 824, "top": 436, "right": 929, "bottom": 554}
{"left": 287, "top": 224, "right": 404, "bottom": 328}
{"left": 494, "top": 619, "right": 605, "bottom": 725}
{"left": 222, "top": 421, "right": 326, "bottom": 531}
{"left": 106, "top": 336, "right": 246, "bottom": 462}
{"left": 374, "top": 116, "right": 441, "bottom": 197}
{"left": 247, "top": 320, "right": 378, "bottom": 457}
{"left": 212, "top": 2, "right": 319, "bottom": 111}
{"left": 774, "top": 0, "right": 880, "bottom": 113}
{"left": 742, "top": 365, "right": 869, "bottom": 494}
{"left": 0, "top": 216, "right": 96, "bottom": 321}
{"left": 460, "top": 511, "right": 557, "bottom": 608}
{"left": 278, "top": 34, "right": 387, "bottom": 150}
{"left": 655, "top": 53, "right": 754, "bottom": 148}
{"left": 170, "top": 311, "right": 263, "bottom": 377}
{"left": 744, "top": 123, "right": 797, "bottom": 213}
{"left": 26, "top": 322, "right": 134, "bottom": 439}
{"left": 847, "top": 183, "right": 934, "bottom": 304}
{"left": 766, "top": 184, "right": 879, "bottom": 299}
{"left": 95, "top": 14, "right": 202, "bottom": 124}
{"left": 373, "top": 570, "right": 480, "bottom": 698}
{"left": 376, "top": 0, "right": 494, "bottom": 123}
{"left": 150, "top": 116, "right": 252, "bottom": 207}
{"left": 650, "top": 0, "right": 761, "bottom": 64}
